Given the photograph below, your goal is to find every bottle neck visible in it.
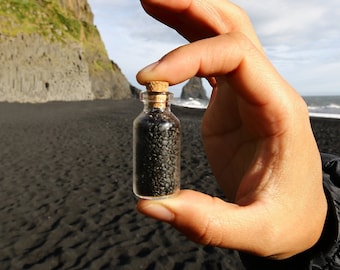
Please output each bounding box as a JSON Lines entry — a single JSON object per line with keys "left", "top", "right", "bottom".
{"left": 141, "top": 91, "right": 173, "bottom": 112}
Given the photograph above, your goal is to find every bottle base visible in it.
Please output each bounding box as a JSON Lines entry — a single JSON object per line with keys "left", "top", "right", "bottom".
{"left": 133, "top": 190, "right": 180, "bottom": 200}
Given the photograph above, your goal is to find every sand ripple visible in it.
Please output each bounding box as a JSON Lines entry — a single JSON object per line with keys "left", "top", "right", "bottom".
{"left": 0, "top": 100, "right": 244, "bottom": 269}
{"left": 1, "top": 100, "right": 339, "bottom": 269}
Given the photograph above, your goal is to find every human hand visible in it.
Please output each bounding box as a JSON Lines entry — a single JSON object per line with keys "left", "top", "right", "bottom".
{"left": 136, "top": 0, "right": 327, "bottom": 260}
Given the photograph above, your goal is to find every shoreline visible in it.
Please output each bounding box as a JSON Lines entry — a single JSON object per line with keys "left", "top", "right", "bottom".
{"left": 310, "top": 113, "right": 340, "bottom": 120}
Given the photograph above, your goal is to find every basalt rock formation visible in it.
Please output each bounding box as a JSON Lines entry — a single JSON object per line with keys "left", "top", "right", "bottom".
{"left": 0, "top": 0, "right": 131, "bottom": 103}
{"left": 181, "top": 77, "right": 208, "bottom": 100}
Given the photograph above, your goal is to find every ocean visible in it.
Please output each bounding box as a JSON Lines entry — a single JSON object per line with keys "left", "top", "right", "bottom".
{"left": 303, "top": 96, "right": 340, "bottom": 119}
{"left": 173, "top": 96, "right": 340, "bottom": 119}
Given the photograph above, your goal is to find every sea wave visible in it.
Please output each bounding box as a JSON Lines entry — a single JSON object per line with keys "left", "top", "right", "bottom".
{"left": 172, "top": 98, "right": 208, "bottom": 109}
{"left": 309, "top": 112, "right": 340, "bottom": 119}
{"left": 307, "top": 104, "right": 340, "bottom": 119}
{"left": 308, "top": 104, "right": 340, "bottom": 111}
{"left": 172, "top": 97, "right": 340, "bottom": 119}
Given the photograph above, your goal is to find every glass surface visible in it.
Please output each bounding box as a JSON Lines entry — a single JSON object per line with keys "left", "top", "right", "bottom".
{"left": 133, "top": 92, "right": 181, "bottom": 199}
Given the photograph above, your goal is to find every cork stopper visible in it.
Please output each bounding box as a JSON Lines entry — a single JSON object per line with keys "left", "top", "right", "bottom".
{"left": 146, "top": 81, "right": 169, "bottom": 92}
{"left": 143, "top": 81, "right": 170, "bottom": 109}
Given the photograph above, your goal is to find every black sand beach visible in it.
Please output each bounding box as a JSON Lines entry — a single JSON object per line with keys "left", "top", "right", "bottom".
{"left": 0, "top": 98, "right": 339, "bottom": 270}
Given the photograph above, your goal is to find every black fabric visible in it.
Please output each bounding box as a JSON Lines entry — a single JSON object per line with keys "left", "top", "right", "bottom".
{"left": 323, "top": 154, "right": 340, "bottom": 188}
{"left": 240, "top": 153, "right": 340, "bottom": 270}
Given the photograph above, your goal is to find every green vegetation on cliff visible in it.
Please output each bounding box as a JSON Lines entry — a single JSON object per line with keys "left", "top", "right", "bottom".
{"left": 0, "top": 0, "right": 111, "bottom": 85}
{"left": 0, "top": 0, "right": 131, "bottom": 101}
{"left": 0, "top": 0, "right": 93, "bottom": 42}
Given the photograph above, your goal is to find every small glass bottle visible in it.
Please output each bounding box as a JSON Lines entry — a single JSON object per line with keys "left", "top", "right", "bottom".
{"left": 133, "top": 81, "right": 181, "bottom": 199}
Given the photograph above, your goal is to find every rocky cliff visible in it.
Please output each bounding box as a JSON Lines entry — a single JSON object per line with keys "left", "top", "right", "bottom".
{"left": 0, "top": 0, "right": 131, "bottom": 103}
{"left": 181, "top": 77, "right": 208, "bottom": 100}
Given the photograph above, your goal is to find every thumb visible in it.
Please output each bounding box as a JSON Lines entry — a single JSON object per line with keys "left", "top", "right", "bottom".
{"left": 137, "top": 190, "right": 270, "bottom": 256}
{"left": 136, "top": 33, "right": 292, "bottom": 108}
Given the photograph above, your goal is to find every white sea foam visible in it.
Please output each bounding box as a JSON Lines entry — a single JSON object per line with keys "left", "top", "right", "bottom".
{"left": 172, "top": 98, "right": 208, "bottom": 109}
{"left": 309, "top": 112, "right": 340, "bottom": 119}
{"left": 307, "top": 104, "right": 340, "bottom": 119}
{"left": 172, "top": 97, "right": 340, "bottom": 119}
{"left": 308, "top": 104, "right": 340, "bottom": 111}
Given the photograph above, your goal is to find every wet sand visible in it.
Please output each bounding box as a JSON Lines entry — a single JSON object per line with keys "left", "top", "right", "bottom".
{"left": 0, "top": 99, "right": 339, "bottom": 269}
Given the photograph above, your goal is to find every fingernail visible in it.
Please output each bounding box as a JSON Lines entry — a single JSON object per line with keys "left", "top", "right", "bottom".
{"left": 140, "top": 203, "right": 174, "bottom": 222}
{"left": 140, "top": 61, "right": 159, "bottom": 73}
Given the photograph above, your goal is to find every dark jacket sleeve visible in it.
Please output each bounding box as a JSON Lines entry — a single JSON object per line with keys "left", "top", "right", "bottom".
{"left": 239, "top": 153, "right": 340, "bottom": 270}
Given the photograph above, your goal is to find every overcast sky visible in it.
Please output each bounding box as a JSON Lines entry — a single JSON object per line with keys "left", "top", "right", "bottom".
{"left": 88, "top": 0, "right": 340, "bottom": 97}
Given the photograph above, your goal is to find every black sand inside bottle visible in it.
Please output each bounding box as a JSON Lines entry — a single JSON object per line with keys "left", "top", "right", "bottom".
{"left": 133, "top": 81, "right": 181, "bottom": 199}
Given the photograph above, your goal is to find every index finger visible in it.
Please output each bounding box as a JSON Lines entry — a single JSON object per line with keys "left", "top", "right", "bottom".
{"left": 141, "top": 0, "right": 263, "bottom": 52}
{"left": 136, "top": 33, "right": 305, "bottom": 136}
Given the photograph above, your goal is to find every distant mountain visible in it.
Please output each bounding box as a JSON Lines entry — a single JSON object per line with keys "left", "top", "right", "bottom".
{"left": 0, "top": 0, "right": 131, "bottom": 102}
